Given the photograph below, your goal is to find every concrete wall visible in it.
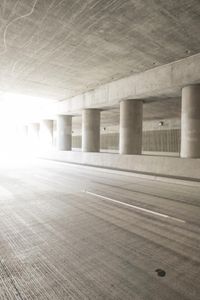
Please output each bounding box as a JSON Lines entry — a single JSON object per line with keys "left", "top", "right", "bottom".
{"left": 72, "top": 129, "right": 180, "bottom": 153}
{"left": 40, "top": 150, "right": 200, "bottom": 181}
{"left": 70, "top": 116, "right": 181, "bottom": 154}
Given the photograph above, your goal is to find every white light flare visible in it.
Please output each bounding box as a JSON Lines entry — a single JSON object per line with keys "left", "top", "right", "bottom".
{"left": 0, "top": 92, "right": 53, "bottom": 164}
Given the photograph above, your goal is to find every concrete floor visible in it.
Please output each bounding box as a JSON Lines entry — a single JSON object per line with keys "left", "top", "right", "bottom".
{"left": 0, "top": 158, "right": 200, "bottom": 300}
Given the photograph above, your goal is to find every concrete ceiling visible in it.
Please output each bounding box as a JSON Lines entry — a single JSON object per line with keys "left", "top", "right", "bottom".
{"left": 0, "top": 0, "right": 200, "bottom": 101}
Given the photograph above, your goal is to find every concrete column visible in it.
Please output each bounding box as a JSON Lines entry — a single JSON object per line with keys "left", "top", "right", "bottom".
{"left": 17, "top": 125, "right": 28, "bottom": 146}
{"left": 28, "top": 123, "right": 40, "bottom": 150}
{"left": 28, "top": 123, "right": 39, "bottom": 139}
{"left": 181, "top": 84, "right": 200, "bottom": 158}
{"left": 18, "top": 125, "right": 28, "bottom": 138}
{"left": 82, "top": 109, "right": 100, "bottom": 152}
{"left": 23, "top": 125, "right": 28, "bottom": 137}
{"left": 57, "top": 115, "right": 72, "bottom": 151}
{"left": 119, "top": 99, "right": 143, "bottom": 154}
{"left": 40, "top": 120, "right": 54, "bottom": 147}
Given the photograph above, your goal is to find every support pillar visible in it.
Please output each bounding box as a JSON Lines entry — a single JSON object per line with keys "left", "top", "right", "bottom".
{"left": 119, "top": 100, "right": 143, "bottom": 154}
{"left": 28, "top": 123, "right": 39, "bottom": 139}
{"left": 82, "top": 109, "right": 100, "bottom": 152}
{"left": 40, "top": 120, "right": 54, "bottom": 148}
{"left": 28, "top": 123, "right": 40, "bottom": 151}
{"left": 57, "top": 115, "right": 72, "bottom": 151}
{"left": 181, "top": 84, "right": 200, "bottom": 158}
{"left": 17, "top": 125, "right": 28, "bottom": 147}
{"left": 18, "top": 125, "right": 28, "bottom": 139}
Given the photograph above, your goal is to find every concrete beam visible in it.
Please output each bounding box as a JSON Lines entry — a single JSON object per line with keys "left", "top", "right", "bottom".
{"left": 46, "top": 53, "right": 200, "bottom": 116}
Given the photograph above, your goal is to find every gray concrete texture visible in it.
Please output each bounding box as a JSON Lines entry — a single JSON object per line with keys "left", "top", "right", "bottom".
{"left": 41, "top": 150, "right": 200, "bottom": 181}
{"left": 47, "top": 53, "right": 200, "bottom": 118}
{"left": 57, "top": 115, "right": 72, "bottom": 151}
{"left": 82, "top": 109, "right": 101, "bottom": 152}
{"left": 181, "top": 85, "right": 200, "bottom": 158}
{"left": 0, "top": 0, "right": 200, "bottom": 101}
{"left": 71, "top": 99, "right": 181, "bottom": 134}
{"left": 72, "top": 129, "right": 181, "bottom": 154}
{"left": 69, "top": 99, "right": 181, "bottom": 154}
{"left": 0, "top": 159, "right": 200, "bottom": 299}
{"left": 119, "top": 100, "right": 143, "bottom": 154}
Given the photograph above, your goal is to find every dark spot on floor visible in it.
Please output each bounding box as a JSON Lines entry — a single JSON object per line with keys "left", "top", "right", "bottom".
{"left": 155, "top": 269, "right": 166, "bottom": 277}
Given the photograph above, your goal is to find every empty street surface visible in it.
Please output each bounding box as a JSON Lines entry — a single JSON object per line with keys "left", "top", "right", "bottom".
{"left": 0, "top": 158, "right": 200, "bottom": 300}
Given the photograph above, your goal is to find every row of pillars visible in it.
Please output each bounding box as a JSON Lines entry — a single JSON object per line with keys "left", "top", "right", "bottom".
{"left": 57, "top": 101, "right": 143, "bottom": 154}
{"left": 27, "top": 85, "right": 200, "bottom": 158}
{"left": 28, "top": 120, "right": 54, "bottom": 146}
{"left": 28, "top": 101, "right": 143, "bottom": 154}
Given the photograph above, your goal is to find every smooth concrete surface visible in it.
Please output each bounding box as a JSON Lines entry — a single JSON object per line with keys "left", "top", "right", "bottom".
{"left": 119, "top": 100, "right": 143, "bottom": 154}
{"left": 41, "top": 150, "right": 200, "bottom": 181}
{"left": 181, "top": 85, "right": 200, "bottom": 158}
{"left": 82, "top": 109, "right": 100, "bottom": 152}
{"left": 0, "top": 158, "right": 199, "bottom": 299}
{"left": 72, "top": 149, "right": 180, "bottom": 157}
{"left": 40, "top": 120, "right": 54, "bottom": 147}
{"left": 70, "top": 101, "right": 181, "bottom": 136}
{"left": 57, "top": 115, "right": 72, "bottom": 151}
{"left": 46, "top": 53, "right": 200, "bottom": 116}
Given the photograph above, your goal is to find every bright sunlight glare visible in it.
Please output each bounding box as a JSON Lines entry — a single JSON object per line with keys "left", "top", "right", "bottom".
{"left": 0, "top": 92, "right": 53, "bottom": 164}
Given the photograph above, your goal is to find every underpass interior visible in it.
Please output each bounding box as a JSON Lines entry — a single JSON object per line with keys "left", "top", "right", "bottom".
{"left": 71, "top": 98, "right": 181, "bottom": 155}
{"left": 0, "top": 1, "right": 200, "bottom": 299}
